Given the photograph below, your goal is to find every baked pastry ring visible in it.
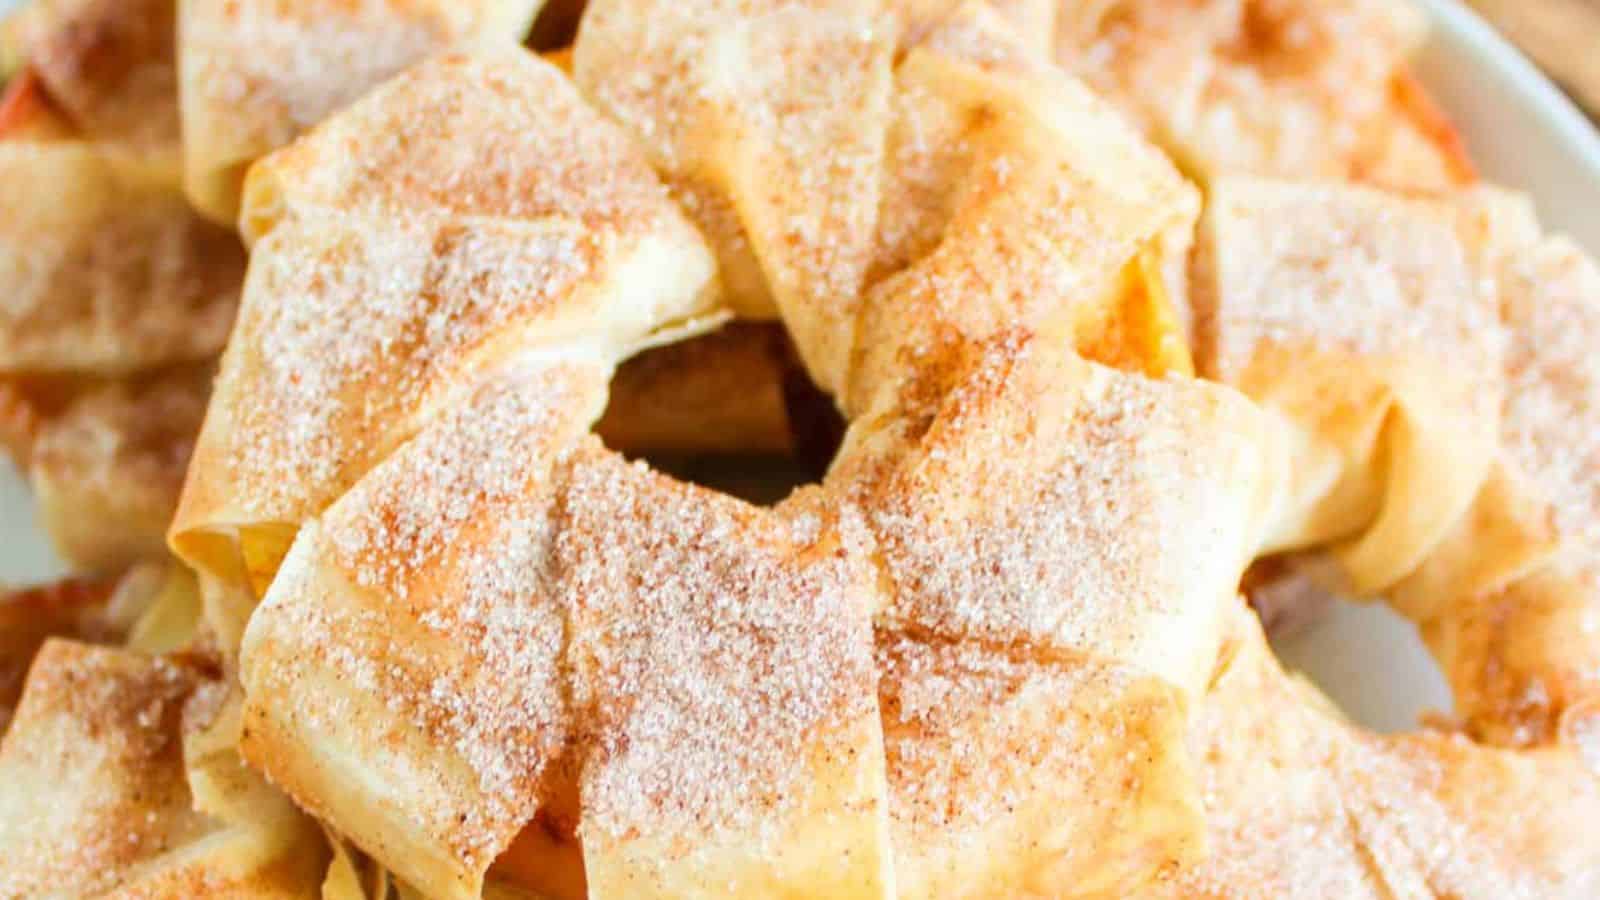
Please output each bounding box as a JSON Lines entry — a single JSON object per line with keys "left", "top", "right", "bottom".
{"left": 172, "top": 8, "right": 1277, "bottom": 898}
{"left": 0, "top": 1, "right": 1590, "bottom": 898}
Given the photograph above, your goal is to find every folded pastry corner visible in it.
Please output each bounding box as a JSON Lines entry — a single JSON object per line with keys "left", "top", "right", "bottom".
{"left": 1192, "top": 176, "right": 1503, "bottom": 596}
{"left": 857, "top": 2, "right": 1203, "bottom": 415}
{"left": 0, "top": 639, "right": 328, "bottom": 898}
{"left": 1398, "top": 203, "right": 1600, "bottom": 749}
{"left": 1, "top": 561, "right": 201, "bottom": 734}
{"left": 171, "top": 48, "right": 719, "bottom": 588}
{"left": 178, "top": 0, "right": 549, "bottom": 222}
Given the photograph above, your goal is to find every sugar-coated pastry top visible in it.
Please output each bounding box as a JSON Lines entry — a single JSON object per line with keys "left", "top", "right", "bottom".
{"left": 1, "top": 1, "right": 1599, "bottom": 899}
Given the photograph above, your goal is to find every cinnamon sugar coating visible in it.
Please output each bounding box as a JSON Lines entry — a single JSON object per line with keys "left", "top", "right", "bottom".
{"left": 1146, "top": 605, "right": 1600, "bottom": 899}
{"left": 172, "top": 50, "right": 720, "bottom": 573}
{"left": 112, "top": 2, "right": 1600, "bottom": 898}
{"left": 213, "top": 21, "right": 1265, "bottom": 898}
{"left": 179, "top": 0, "right": 546, "bottom": 221}
{"left": 0, "top": 640, "right": 329, "bottom": 898}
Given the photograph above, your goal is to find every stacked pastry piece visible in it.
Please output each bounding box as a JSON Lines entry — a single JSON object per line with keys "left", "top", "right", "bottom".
{"left": 2, "top": 2, "right": 1600, "bottom": 899}
{"left": 0, "top": 0, "right": 240, "bottom": 572}
{"left": 0, "top": 560, "right": 336, "bottom": 897}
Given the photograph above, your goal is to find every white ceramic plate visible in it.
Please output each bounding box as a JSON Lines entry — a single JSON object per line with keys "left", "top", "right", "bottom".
{"left": 3, "top": 0, "right": 1598, "bottom": 733}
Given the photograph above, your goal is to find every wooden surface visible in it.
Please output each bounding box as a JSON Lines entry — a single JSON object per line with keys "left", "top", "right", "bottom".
{"left": 1468, "top": 0, "right": 1600, "bottom": 116}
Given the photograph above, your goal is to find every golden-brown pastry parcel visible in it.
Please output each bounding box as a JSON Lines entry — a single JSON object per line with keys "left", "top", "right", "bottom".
{"left": 1, "top": 574, "right": 122, "bottom": 731}
{"left": 1192, "top": 177, "right": 1504, "bottom": 596}
{"left": 0, "top": 139, "right": 239, "bottom": 375}
{"left": 1193, "top": 174, "right": 1600, "bottom": 761}
{"left": 2, "top": 0, "right": 183, "bottom": 185}
{"left": 0, "top": 554, "right": 335, "bottom": 894}
{"left": 1395, "top": 191, "right": 1600, "bottom": 749}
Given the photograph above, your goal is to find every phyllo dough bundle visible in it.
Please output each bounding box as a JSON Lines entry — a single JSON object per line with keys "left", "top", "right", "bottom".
{"left": 164, "top": 8, "right": 1280, "bottom": 898}
{"left": 2, "top": 1, "right": 1599, "bottom": 898}
{"left": 1191, "top": 176, "right": 1600, "bottom": 757}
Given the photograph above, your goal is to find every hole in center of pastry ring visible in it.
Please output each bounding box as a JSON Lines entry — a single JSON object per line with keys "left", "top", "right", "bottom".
{"left": 592, "top": 322, "right": 842, "bottom": 506}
